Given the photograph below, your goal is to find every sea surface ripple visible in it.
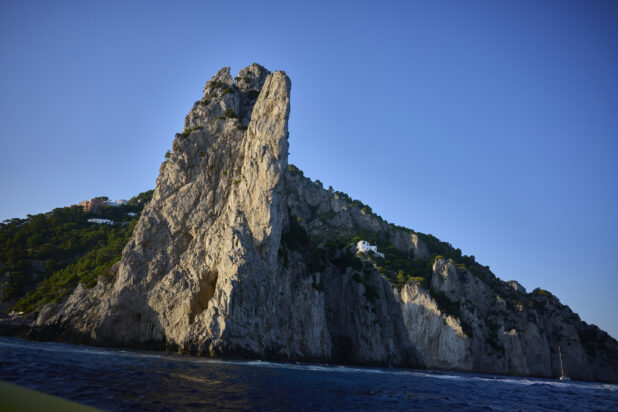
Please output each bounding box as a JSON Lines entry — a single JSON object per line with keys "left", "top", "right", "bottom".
{"left": 0, "top": 336, "right": 616, "bottom": 411}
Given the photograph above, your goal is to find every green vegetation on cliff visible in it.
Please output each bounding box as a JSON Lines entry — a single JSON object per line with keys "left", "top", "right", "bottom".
{"left": 13, "top": 219, "right": 138, "bottom": 313}
{"left": 286, "top": 164, "right": 523, "bottom": 337}
{"left": 0, "top": 190, "right": 153, "bottom": 312}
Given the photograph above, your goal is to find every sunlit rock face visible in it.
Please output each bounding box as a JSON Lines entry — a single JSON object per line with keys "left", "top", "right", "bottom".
{"left": 37, "top": 64, "right": 618, "bottom": 382}
{"left": 397, "top": 283, "right": 472, "bottom": 370}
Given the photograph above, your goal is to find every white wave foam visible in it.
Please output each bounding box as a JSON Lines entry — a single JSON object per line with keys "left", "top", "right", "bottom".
{"left": 3, "top": 337, "right": 617, "bottom": 391}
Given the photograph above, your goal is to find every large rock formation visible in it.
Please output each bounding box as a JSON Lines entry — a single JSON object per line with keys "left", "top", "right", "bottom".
{"left": 284, "top": 169, "right": 618, "bottom": 382}
{"left": 35, "top": 64, "right": 618, "bottom": 382}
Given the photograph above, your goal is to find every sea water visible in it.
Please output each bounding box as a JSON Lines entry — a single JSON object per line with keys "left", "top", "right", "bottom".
{"left": 0, "top": 336, "right": 616, "bottom": 411}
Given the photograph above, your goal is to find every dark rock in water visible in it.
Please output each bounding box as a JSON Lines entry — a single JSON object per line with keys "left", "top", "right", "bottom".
{"left": 0, "top": 313, "right": 36, "bottom": 338}
{"left": 24, "top": 64, "right": 618, "bottom": 383}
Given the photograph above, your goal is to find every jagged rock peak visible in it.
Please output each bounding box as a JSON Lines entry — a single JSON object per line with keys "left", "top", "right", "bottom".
{"left": 201, "top": 64, "right": 272, "bottom": 97}
{"left": 234, "top": 63, "right": 271, "bottom": 93}
{"left": 185, "top": 64, "right": 283, "bottom": 131}
{"left": 203, "top": 66, "right": 233, "bottom": 91}
{"left": 41, "top": 63, "right": 295, "bottom": 361}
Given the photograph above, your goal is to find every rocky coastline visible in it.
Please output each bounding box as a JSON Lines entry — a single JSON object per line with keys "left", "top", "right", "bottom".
{"left": 2, "top": 64, "right": 617, "bottom": 383}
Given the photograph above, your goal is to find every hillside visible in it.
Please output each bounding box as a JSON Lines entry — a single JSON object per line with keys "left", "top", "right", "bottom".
{"left": 0, "top": 191, "right": 152, "bottom": 313}
{"left": 285, "top": 166, "right": 618, "bottom": 381}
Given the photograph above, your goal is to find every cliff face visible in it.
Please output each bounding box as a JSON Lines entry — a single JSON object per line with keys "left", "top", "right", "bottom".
{"left": 284, "top": 171, "right": 618, "bottom": 382}
{"left": 37, "top": 64, "right": 618, "bottom": 382}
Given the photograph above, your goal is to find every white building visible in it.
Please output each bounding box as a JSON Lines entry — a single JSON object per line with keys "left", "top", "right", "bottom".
{"left": 356, "top": 240, "right": 384, "bottom": 258}
{"left": 105, "top": 199, "right": 128, "bottom": 207}
{"left": 88, "top": 218, "right": 114, "bottom": 225}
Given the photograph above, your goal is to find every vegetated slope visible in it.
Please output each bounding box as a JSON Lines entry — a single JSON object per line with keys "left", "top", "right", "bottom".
{"left": 0, "top": 191, "right": 152, "bottom": 313}
{"left": 284, "top": 166, "right": 618, "bottom": 382}
{"left": 14, "top": 63, "right": 618, "bottom": 383}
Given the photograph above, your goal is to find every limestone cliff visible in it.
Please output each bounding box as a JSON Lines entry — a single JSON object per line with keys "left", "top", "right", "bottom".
{"left": 284, "top": 170, "right": 618, "bottom": 382}
{"left": 35, "top": 64, "right": 618, "bottom": 382}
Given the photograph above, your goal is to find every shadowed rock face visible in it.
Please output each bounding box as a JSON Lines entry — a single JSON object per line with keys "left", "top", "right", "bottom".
{"left": 35, "top": 64, "right": 618, "bottom": 382}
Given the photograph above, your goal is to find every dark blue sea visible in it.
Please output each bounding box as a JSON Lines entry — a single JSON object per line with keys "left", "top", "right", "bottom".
{"left": 0, "top": 336, "right": 616, "bottom": 411}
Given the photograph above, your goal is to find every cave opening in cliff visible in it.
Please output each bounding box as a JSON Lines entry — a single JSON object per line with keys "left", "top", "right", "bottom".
{"left": 189, "top": 269, "right": 218, "bottom": 324}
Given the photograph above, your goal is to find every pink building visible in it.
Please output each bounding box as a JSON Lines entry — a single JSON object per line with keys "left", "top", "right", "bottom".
{"left": 78, "top": 198, "right": 106, "bottom": 212}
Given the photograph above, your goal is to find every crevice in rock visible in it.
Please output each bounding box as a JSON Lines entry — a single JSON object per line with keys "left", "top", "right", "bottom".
{"left": 189, "top": 270, "right": 218, "bottom": 324}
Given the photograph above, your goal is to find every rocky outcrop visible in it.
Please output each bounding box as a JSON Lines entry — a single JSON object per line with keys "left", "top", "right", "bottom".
{"left": 397, "top": 283, "right": 472, "bottom": 370}
{"left": 506, "top": 280, "right": 527, "bottom": 294}
{"left": 32, "top": 64, "right": 618, "bottom": 382}
{"left": 396, "top": 257, "right": 618, "bottom": 381}
{"left": 36, "top": 64, "right": 421, "bottom": 367}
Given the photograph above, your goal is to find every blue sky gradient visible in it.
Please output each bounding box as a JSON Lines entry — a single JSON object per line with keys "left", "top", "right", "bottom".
{"left": 1, "top": 0, "right": 617, "bottom": 338}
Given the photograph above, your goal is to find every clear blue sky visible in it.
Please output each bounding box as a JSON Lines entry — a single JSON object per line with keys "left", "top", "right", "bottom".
{"left": 1, "top": 1, "right": 617, "bottom": 339}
